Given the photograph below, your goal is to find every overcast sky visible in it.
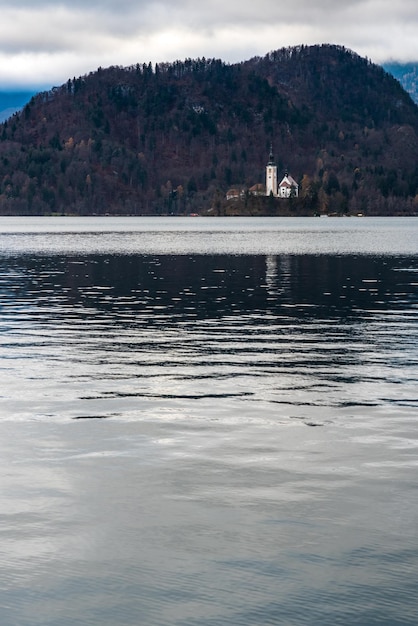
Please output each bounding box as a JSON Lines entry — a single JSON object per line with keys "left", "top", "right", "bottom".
{"left": 0, "top": 0, "right": 417, "bottom": 89}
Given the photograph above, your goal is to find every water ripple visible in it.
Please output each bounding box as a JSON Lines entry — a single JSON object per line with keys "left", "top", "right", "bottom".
{"left": 1, "top": 225, "right": 418, "bottom": 625}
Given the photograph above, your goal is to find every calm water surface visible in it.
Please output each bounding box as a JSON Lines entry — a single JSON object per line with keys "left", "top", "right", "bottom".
{"left": 0, "top": 217, "right": 417, "bottom": 625}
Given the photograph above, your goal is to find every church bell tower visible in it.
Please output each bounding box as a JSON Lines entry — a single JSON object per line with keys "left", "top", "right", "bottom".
{"left": 266, "top": 145, "right": 277, "bottom": 197}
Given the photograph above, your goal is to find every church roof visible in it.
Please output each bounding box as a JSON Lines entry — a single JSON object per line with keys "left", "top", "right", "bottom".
{"left": 279, "top": 174, "right": 298, "bottom": 187}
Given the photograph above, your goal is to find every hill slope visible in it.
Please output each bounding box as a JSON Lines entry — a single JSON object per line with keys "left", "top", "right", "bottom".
{"left": 1, "top": 44, "right": 418, "bottom": 215}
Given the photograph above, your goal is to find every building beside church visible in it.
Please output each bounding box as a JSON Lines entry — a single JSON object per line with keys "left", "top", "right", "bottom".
{"left": 248, "top": 183, "right": 265, "bottom": 196}
{"left": 265, "top": 147, "right": 298, "bottom": 198}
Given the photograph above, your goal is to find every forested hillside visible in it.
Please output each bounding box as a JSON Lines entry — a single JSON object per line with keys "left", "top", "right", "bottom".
{"left": 1, "top": 44, "right": 418, "bottom": 215}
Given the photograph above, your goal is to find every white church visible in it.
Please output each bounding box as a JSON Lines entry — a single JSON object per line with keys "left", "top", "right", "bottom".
{"left": 265, "top": 147, "right": 298, "bottom": 198}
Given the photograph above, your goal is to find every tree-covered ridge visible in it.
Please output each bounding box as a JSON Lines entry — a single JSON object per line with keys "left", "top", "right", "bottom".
{"left": 1, "top": 44, "right": 418, "bottom": 215}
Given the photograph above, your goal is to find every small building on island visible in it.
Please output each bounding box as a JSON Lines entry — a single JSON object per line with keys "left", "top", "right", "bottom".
{"left": 225, "top": 147, "right": 299, "bottom": 200}
{"left": 248, "top": 183, "right": 265, "bottom": 197}
{"left": 265, "top": 146, "right": 298, "bottom": 198}
{"left": 226, "top": 187, "right": 245, "bottom": 201}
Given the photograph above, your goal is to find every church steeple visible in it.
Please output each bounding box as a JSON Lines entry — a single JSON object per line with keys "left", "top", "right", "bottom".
{"left": 266, "top": 144, "right": 278, "bottom": 197}
{"left": 268, "top": 144, "right": 275, "bottom": 166}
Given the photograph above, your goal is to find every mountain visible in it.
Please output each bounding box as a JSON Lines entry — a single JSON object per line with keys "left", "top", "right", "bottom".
{"left": 384, "top": 63, "right": 418, "bottom": 104}
{"left": 1, "top": 44, "right": 418, "bottom": 216}
{"left": 0, "top": 91, "right": 36, "bottom": 123}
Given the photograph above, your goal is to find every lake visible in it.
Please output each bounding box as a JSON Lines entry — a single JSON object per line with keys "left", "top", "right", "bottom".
{"left": 0, "top": 216, "right": 417, "bottom": 625}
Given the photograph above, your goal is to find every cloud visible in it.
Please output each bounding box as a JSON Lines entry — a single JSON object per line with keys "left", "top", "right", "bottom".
{"left": 0, "top": 0, "right": 417, "bottom": 88}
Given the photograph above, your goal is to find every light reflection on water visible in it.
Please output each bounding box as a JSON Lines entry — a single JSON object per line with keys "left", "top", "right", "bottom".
{"left": 0, "top": 217, "right": 418, "bottom": 625}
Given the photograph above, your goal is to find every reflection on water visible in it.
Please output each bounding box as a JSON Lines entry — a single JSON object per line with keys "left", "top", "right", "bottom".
{"left": 0, "top": 218, "right": 418, "bottom": 625}
{"left": 1, "top": 252, "right": 417, "bottom": 423}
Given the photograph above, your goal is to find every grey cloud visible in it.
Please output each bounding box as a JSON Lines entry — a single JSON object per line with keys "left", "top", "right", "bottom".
{"left": 0, "top": 0, "right": 417, "bottom": 88}
{"left": 0, "top": 1, "right": 417, "bottom": 37}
